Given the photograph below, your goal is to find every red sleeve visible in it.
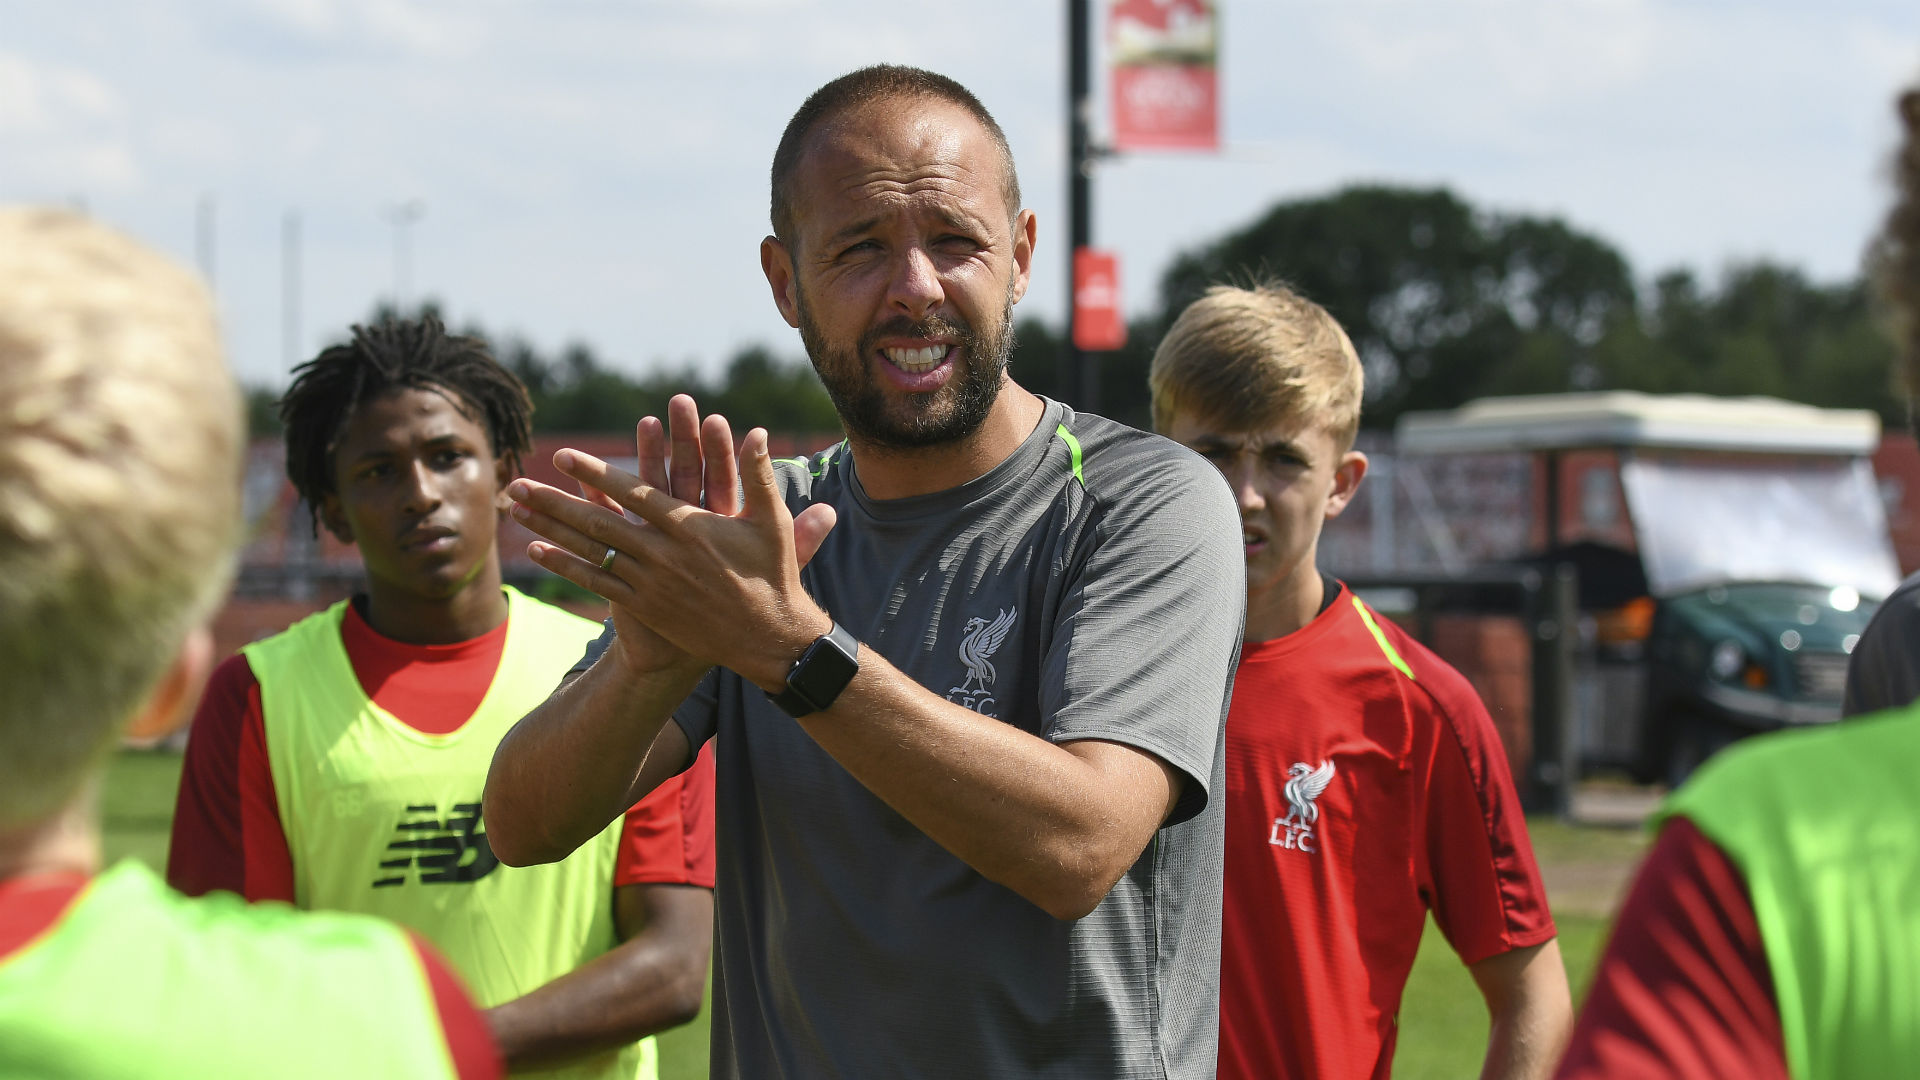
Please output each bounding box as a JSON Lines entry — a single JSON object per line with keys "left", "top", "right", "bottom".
{"left": 612, "top": 740, "right": 716, "bottom": 888}
{"left": 1415, "top": 657, "right": 1557, "bottom": 964}
{"left": 407, "top": 933, "right": 504, "bottom": 1080}
{"left": 1555, "top": 817, "right": 1788, "bottom": 1080}
{"left": 166, "top": 654, "right": 296, "bottom": 902}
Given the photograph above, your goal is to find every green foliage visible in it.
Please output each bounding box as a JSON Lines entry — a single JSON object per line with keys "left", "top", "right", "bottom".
{"left": 237, "top": 188, "right": 1899, "bottom": 437}
{"left": 245, "top": 301, "right": 842, "bottom": 438}
{"left": 1155, "top": 186, "right": 1639, "bottom": 426}
{"left": 245, "top": 385, "right": 284, "bottom": 438}
{"left": 1590, "top": 265, "right": 1899, "bottom": 418}
{"left": 1132, "top": 185, "right": 1898, "bottom": 429}
{"left": 499, "top": 334, "right": 841, "bottom": 437}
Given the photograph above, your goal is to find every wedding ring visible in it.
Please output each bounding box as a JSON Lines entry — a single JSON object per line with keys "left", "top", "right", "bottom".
{"left": 599, "top": 546, "right": 618, "bottom": 571}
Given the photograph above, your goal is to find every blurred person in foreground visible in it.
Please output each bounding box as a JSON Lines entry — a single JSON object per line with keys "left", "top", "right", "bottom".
{"left": 1556, "top": 85, "right": 1920, "bottom": 1080}
{"left": 1152, "top": 283, "right": 1571, "bottom": 1080}
{"left": 167, "top": 316, "right": 715, "bottom": 1079}
{"left": 0, "top": 208, "right": 498, "bottom": 1078}
{"left": 1846, "top": 89, "right": 1920, "bottom": 718}
{"left": 484, "top": 64, "right": 1244, "bottom": 1078}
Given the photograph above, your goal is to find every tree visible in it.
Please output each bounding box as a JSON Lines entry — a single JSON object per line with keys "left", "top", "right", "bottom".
{"left": 1154, "top": 186, "right": 1639, "bottom": 427}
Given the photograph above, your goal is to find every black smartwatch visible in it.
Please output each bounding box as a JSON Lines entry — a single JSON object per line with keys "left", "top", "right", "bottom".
{"left": 767, "top": 620, "right": 861, "bottom": 718}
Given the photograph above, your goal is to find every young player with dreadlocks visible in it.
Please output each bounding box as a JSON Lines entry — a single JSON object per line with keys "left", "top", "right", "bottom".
{"left": 168, "top": 317, "right": 714, "bottom": 1080}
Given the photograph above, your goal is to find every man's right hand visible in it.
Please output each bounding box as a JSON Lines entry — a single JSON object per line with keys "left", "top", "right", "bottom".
{"left": 508, "top": 394, "right": 836, "bottom": 679}
{"left": 515, "top": 396, "right": 734, "bottom": 680}
{"left": 590, "top": 396, "right": 732, "bottom": 680}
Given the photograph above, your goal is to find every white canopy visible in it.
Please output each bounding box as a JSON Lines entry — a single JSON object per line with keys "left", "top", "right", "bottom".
{"left": 1621, "top": 456, "right": 1900, "bottom": 598}
{"left": 1397, "top": 392, "right": 1881, "bottom": 455}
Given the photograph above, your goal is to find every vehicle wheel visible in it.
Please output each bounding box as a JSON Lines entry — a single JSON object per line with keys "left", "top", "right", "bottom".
{"left": 1666, "top": 717, "right": 1736, "bottom": 789}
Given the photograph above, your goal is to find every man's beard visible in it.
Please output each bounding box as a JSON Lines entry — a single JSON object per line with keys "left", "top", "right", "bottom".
{"left": 797, "top": 285, "right": 1018, "bottom": 451}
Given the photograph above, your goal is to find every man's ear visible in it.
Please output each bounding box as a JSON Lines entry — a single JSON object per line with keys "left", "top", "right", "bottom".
{"left": 761, "top": 236, "right": 801, "bottom": 329}
{"left": 493, "top": 454, "right": 516, "bottom": 513}
{"left": 1324, "top": 450, "right": 1369, "bottom": 521}
{"left": 130, "top": 626, "right": 216, "bottom": 741}
{"left": 1008, "top": 209, "right": 1037, "bottom": 305}
{"left": 318, "top": 491, "right": 354, "bottom": 544}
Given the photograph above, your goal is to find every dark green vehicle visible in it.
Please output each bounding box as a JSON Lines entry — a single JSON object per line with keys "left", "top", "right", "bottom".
{"left": 1643, "top": 581, "right": 1877, "bottom": 785}
{"left": 1394, "top": 392, "right": 1901, "bottom": 785}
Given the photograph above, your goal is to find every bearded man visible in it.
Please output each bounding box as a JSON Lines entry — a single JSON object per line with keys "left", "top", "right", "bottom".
{"left": 483, "top": 65, "right": 1244, "bottom": 1078}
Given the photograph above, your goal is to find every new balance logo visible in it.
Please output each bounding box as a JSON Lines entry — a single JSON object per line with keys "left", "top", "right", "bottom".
{"left": 371, "top": 803, "right": 499, "bottom": 887}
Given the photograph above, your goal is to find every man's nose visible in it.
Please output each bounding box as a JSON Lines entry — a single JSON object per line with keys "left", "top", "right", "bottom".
{"left": 1228, "top": 462, "right": 1264, "bottom": 512}
{"left": 886, "top": 245, "right": 945, "bottom": 320}
{"left": 401, "top": 459, "right": 441, "bottom": 512}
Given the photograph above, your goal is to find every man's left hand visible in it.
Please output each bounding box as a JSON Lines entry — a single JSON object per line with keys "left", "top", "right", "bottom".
{"left": 508, "top": 400, "right": 837, "bottom": 689}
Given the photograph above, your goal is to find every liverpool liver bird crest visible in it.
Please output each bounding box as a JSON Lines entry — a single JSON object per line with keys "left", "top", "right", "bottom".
{"left": 953, "top": 608, "right": 1017, "bottom": 697}
{"left": 1282, "top": 760, "right": 1336, "bottom": 828}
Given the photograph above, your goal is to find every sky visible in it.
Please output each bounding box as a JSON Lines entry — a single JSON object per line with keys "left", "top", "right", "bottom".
{"left": 5, "top": 0, "right": 1918, "bottom": 387}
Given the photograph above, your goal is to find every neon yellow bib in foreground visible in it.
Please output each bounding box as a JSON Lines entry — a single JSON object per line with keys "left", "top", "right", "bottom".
{"left": 246, "top": 586, "right": 653, "bottom": 1080}
{"left": 1661, "top": 705, "right": 1920, "bottom": 1080}
{"left": 0, "top": 861, "right": 455, "bottom": 1079}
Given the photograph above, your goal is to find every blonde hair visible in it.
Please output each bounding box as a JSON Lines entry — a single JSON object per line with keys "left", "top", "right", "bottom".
{"left": 0, "top": 208, "right": 243, "bottom": 825}
{"left": 1149, "top": 282, "right": 1365, "bottom": 449}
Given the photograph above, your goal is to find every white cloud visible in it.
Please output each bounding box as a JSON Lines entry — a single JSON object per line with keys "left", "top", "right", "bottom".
{"left": 236, "top": 0, "right": 488, "bottom": 58}
{"left": 0, "top": 51, "right": 138, "bottom": 192}
{"left": 1, "top": 0, "right": 1915, "bottom": 387}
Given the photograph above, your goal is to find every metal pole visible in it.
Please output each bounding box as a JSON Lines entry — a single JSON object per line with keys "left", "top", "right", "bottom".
{"left": 1066, "top": 0, "right": 1092, "bottom": 410}
{"left": 1525, "top": 564, "right": 1579, "bottom": 819}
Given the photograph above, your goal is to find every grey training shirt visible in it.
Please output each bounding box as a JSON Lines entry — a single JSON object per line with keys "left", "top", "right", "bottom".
{"left": 576, "top": 399, "right": 1244, "bottom": 1078}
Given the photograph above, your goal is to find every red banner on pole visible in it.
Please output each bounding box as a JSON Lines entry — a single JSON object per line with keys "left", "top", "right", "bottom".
{"left": 1073, "top": 248, "right": 1126, "bottom": 352}
{"left": 1109, "top": 0, "right": 1219, "bottom": 152}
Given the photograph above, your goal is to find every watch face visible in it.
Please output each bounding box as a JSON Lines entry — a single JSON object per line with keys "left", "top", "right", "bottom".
{"left": 789, "top": 626, "right": 860, "bottom": 711}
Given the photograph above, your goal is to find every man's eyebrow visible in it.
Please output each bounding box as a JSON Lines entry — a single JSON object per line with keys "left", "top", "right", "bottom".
{"left": 930, "top": 205, "right": 990, "bottom": 234}
{"left": 1257, "top": 437, "right": 1309, "bottom": 457}
{"left": 342, "top": 430, "right": 472, "bottom": 464}
{"left": 1186, "top": 433, "right": 1310, "bottom": 457}
{"left": 826, "top": 217, "right": 881, "bottom": 247}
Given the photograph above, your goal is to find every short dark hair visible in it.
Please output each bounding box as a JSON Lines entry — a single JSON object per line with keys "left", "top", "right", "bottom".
{"left": 279, "top": 315, "right": 532, "bottom": 530}
{"left": 770, "top": 64, "right": 1021, "bottom": 246}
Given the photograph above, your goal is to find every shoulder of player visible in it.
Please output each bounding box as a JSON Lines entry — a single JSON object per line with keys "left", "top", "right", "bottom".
{"left": 1065, "top": 413, "right": 1234, "bottom": 516}
{"left": 1358, "top": 603, "right": 1493, "bottom": 723}
{"left": 771, "top": 440, "right": 848, "bottom": 501}
{"left": 211, "top": 650, "right": 262, "bottom": 694}
{"left": 188, "top": 652, "right": 263, "bottom": 732}
{"left": 510, "top": 587, "right": 603, "bottom": 637}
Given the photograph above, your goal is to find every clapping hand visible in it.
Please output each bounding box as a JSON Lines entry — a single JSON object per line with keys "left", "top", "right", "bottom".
{"left": 508, "top": 394, "right": 838, "bottom": 689}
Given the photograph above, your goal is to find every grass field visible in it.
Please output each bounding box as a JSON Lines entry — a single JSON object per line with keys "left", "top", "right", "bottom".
{"left": 104, "top": 751, "right": 1644, "bottom": 1077}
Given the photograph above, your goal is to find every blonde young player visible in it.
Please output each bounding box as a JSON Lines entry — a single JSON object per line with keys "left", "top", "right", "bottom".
{"left": 1151, "top": 283, "right": 1571, "bottom": 1080}
{"left": 0, "top": 208, "right": 497, "bottom": 1078}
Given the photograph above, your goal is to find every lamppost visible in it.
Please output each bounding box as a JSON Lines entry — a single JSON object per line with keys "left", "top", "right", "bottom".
{"left": 1066, "top": 0, "right": 1093, "bottom": 411}
{"left": 385, "top": 199, "right": 426, "bottom": 313}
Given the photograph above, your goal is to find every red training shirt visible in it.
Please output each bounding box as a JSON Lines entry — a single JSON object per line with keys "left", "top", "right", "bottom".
{"left": 0, "top": 871, "right": 500, "bottom": 1078}
{"left": 168, "top": 600, "right": 716, "bottom": 903}
{"left": 1219, "top": 584, "right": 1556, "bottom": 1080}
{"left": 1555, "top": 816, "right": 1787, "bottom": 1079}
